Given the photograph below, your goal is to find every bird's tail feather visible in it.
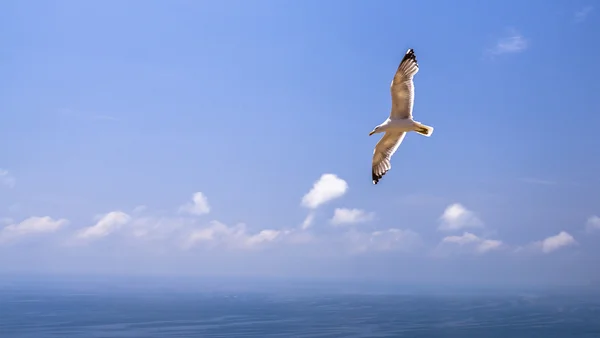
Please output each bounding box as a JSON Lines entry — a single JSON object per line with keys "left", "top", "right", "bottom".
{"left": 414, "top": 123, "right": 434, "bottom": 137}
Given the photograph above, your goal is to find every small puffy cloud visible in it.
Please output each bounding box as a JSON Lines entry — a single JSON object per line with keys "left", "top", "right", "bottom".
{"left": 488, "top": 29, "right": 528, "bottom": 55}
{"left": 179, "top": 192, "right": 211, "bottom": 216}
{"left": 585, "top": 215, "right": 600, "bottom": 232}
{"left": 438, "top": 203, "right": 483, "bottom": 231}
{"left": 344, "top": 228, "right": 421, "bottom": 254}
{"left": 441, "top": 232, "right": 503, "bottom": 254}
{"left": 245, "top": 229, "right": 282, "bottom": 247}
{"left": 575, "top": 6, "right": 593, "bottom": 23}
{"left": 0, "top": 169, "right": 16, "bottom": 188}
{"left": 300, "top": 212, "right": 315, "bottom": 230}
{"left": 183, "top": 221, "right": 282, "bottom": 250}
{"left": 330, "top": 208, "right": 374, "bottom": 226}
{"left": 301, "top": 174, "right": 348, "bottom": 209}
{"left": 536, "top": 231, "right": 577, "bottom": 253}
{"left": 0, "top": 216, "right": 69, "bottom": 242}
{"left": 76, "top": 211, "right": 131, "bottom": 240}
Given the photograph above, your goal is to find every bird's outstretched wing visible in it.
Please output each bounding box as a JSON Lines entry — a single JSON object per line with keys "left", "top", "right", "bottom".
{"left": 372, "top": 131, "right": 406, "bottom": 184}
{"left": 390, "top": 49, "right": 419, "bottom": 119}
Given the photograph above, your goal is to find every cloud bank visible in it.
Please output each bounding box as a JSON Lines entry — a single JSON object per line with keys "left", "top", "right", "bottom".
{"left": 0, "top": 173, "right": 583, "bottom": 269}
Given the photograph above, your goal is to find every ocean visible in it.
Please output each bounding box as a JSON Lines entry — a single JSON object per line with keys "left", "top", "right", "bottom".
{"left": 1, "top": 281, "right": 600, "bottom": 338}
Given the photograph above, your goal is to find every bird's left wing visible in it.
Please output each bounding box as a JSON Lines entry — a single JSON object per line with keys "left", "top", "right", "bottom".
{"left": 390, "top": 48, "right": 419, "bottom": 119}
{"left": 372, "top": 131, "right": 406, "bottom": 184}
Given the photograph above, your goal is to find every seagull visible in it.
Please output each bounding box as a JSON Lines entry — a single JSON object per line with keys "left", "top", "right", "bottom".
{"left": 369, "top": 48, "right": 434, "bottom": 185}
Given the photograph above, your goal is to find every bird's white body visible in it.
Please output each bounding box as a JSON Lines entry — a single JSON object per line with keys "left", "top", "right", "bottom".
{"left": 370, "top": 118, "right": 433, "bottom": 136}
{"left": 369, "top": 48, "right": 434, "bottom": 184}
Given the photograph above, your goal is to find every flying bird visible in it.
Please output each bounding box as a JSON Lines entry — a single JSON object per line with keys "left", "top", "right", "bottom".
{"left": 369, "top": 48, "right": 434, "bottom": 185}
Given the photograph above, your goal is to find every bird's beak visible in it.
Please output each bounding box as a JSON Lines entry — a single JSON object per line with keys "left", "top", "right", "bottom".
{"left": 369, "top": 131, "right": 375, "bottom": 136}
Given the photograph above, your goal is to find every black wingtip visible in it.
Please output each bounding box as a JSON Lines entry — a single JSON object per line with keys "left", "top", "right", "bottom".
{"left": 402, "top": 48, "right": 417, "bottom": 64}
{"left": 372, "top": 171, "right": 386, "bottom": 185}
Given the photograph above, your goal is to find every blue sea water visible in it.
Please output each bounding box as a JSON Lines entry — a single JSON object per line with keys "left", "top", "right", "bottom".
{"left": 1, "top": 283, "right": 600, "bottom": 338}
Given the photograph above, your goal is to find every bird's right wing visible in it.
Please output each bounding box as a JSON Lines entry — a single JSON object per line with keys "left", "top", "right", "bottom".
{"left": 372, "top": 131, "right": 406, "bottom": 184}
{"left": 390, "top": 49, "right": 419, "bottom": 119}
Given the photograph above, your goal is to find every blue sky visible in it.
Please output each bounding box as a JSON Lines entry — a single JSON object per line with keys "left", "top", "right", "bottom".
{"left": 1, "top": 0, "right": 599, "bottom": 286}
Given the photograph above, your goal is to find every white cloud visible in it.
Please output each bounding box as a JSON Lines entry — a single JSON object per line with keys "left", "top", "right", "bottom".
{"left": 442, "top": 232, "right": 480, "bottom": 245}
{"left": 441, "top": 232, "right": 503, "bottom": 254}
{"left": 301, "top": 174, "right": 348, "bottom": 209}
{"left": 585, "top": 215, "right": 600, "bottom": 232}
{"left": 0, "top": 216, "right": 69, "bottom": 242}
{"left": 344, "top": 228, "right": 421, "bottom": 254}
{"left": 488, "top": 30, "right": 528, "bottom": 55}
{"left": 575, "top": 6, "right": 593, "bottom": 23}
{"left": 0, "top": 169, "right": 16, "bottom": 188}
{"left": 330, "top": 208, "right": 374, "bottom": 226}
{"left": 2, "top": 216, "right": 68, "bottom": 235}
{"left": 183, "top": 221, "right": 283, "bottom": 250}
{"left": 179, "top": 192, "right": 210, "bottom": 216}
{"left": 300, "top": 212, "right": 315, "bottom": 230}
{"left": 477, "top": 239, "right": 504, "bottom": 253}
{"left": 245, "top": 229, "right": 282, "bottom": 247}
{"left": 76, "top": 211, "right": 131, "bottom": 240}
{"left": 535, "top": 231, "right": 577, "bottom": 253}
{"left": 438, "top": 203, "right": 483, "bottom": 231}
